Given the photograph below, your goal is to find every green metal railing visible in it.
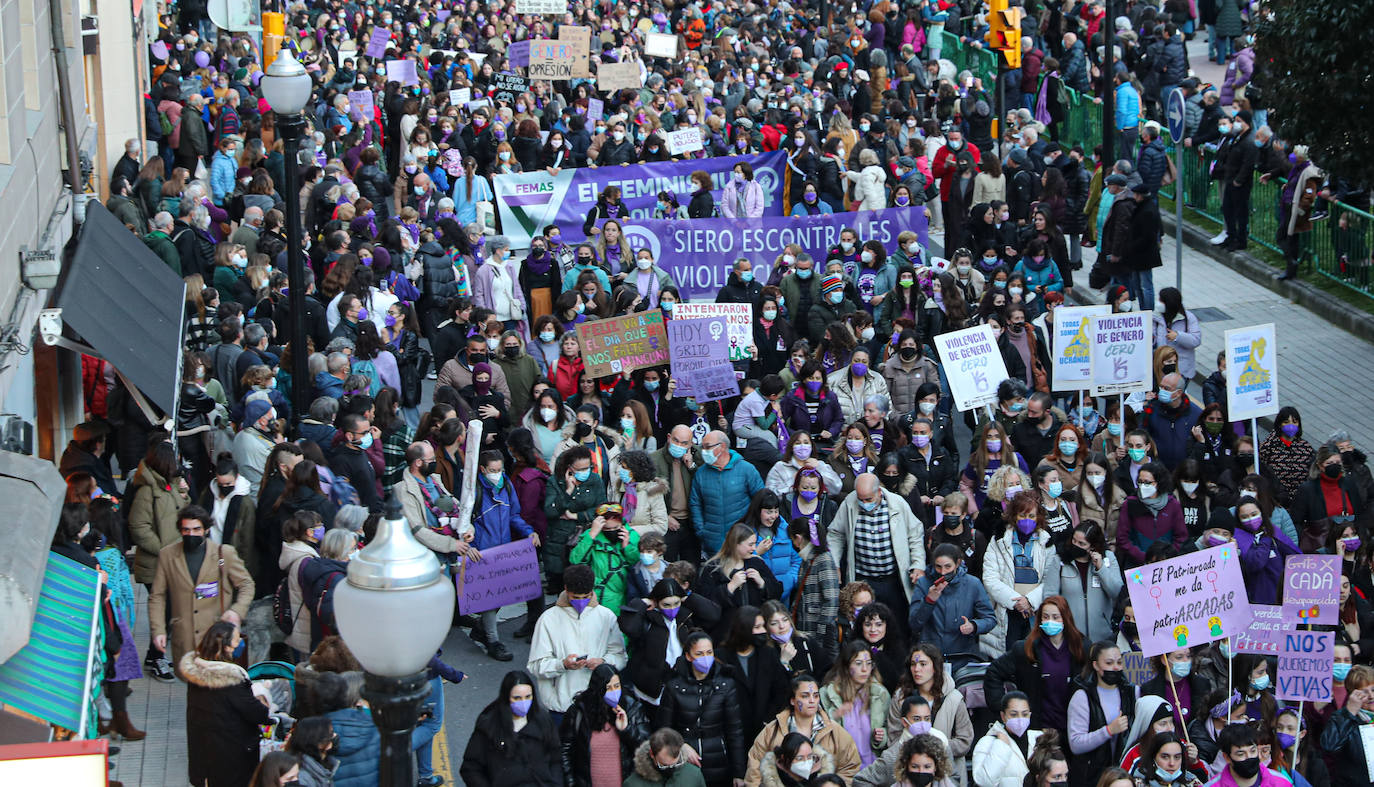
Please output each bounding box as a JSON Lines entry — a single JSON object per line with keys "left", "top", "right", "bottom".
{"left": 933, "top": 33, "right": 1374, "bottom": 299}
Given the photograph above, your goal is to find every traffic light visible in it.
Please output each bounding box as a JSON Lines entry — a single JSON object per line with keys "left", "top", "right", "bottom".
{"left": 984, "top": 0, "right": 1024, "bottom": 69}
{"left": 263, "top": 12, "right": 285, "bottom": 67}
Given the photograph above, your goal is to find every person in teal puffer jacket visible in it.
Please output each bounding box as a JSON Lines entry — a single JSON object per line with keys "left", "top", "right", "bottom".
{"left": 690, "top": 431, "right": 765, "bottom": 555}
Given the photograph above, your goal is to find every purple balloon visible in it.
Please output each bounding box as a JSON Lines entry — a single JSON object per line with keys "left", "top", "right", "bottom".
{"left": 194, "top": 50, "right": 210, "bottom": 68}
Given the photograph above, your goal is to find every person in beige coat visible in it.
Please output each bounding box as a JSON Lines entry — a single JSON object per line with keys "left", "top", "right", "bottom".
{"left": 746, "top": 679, "right": 862, "bottom": 786}
{"left": 128, "top": 446, "right": 193, "bottom": 586}
{"left": 826, "top": 474, "right": 927, "bottom": 610}
{"left": 149, "top": 505, "right": 255, "bottom": 676}
{"left": 397, "top": 441, "right": 477, "bottom": 560}
{"left": 277, "top": 512, "right": 322, "bottom": 658}
{"left": 608, "top": 450, "right": 669, "bottom": 537}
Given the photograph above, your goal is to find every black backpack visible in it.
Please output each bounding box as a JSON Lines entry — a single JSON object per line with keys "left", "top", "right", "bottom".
{"left": 272, "top": 557, "right": 310, "bottom": 635}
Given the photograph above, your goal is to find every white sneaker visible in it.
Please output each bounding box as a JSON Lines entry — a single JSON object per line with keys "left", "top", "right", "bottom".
{"left": 1209, "top": 230, "right": 1228, "bottom": 245}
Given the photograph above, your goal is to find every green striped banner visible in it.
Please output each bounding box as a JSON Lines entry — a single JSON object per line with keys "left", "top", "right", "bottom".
{"left": 0, "top": 554, "right": 105, "bottom": 738}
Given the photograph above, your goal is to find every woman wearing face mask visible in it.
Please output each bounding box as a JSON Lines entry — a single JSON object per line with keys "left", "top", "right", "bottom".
{"left": 1066, "top": 641, "right": 1135, "bottom": 787}
{"left": 890, "top": 731, "right": 957, "bottom": 787}
{"left": 1230, "top": 654, "right": 1279, "bottom": 728}
{"left": 1127, "top": 731, "right": 1203, "bottom": 787}
{"left": 827, "top": 348, "right": 890, "bottom": 426}
{"left": 1289, "top": 444, "right": 1367, "bottom": 552}
{"left": 783, "top": 131, "right": 819, "bottom": 213}
{"left": 718, "top": 606, "right": 792, "bottom": 741}
{"left": 757, "top": 729, "right": 839, "bottom": 787}
{"left": 686, "top": 170, "right": 717, "bottom": 219}
{"left": 1233, "top": 494, "right": 1299, "bottom": 604}
{"left": 781, "top": 360, "right": 846, "bottom": 449}
{"left": 971, "top": 693, "right": 1050, "bottom": 787}
{"left": 654, "top": 631, "right": 748, "bottom": 784}
{"left": 920, "top": 273, "right": 971, "bottom": 343}
{"left": 1090, "top": 398, "right": 1131, "bottom": 467}
{"left": 1184, "top": 403, "right": 1237, "bottom": 487}
{"left": 983, "top": 491, "right": 1056, "bottom": 654}
{"left": 461, "top": 670, "right": 561, "bottom": 787}
{"left": 1257, "top": 406, "right": 1315, "bottom": 505}
{"left": 181, "top": 621, "right": 272, "bottom": 787}
{"left": 1318, "top": 664, "right": 1374, "bottom": 787}
{"left": 958, "top": 421, "right": 1030, "bottom": 515}
{"left": 791, "top": 181, "right": 835, "bottom": 216}
{"left": 1271, "top": 706, "right": 1327, "bottom": 787}
{"left": 1135, "top": 655, "right": 1208, "bottom": 756}
{"left": 752, "top": 295, "right": 797, "bottom": 379}
{"left": 723, "top": 161, "right": 766, "bottom": 218}
{"left": 879, "top": 268, "right": 925, "bottom": 346}
{"left": 1115, "top": 462, "right": 1188, "bottom": 569}
{"left": 558, "top": 663, "right": 652, "bottom": 786}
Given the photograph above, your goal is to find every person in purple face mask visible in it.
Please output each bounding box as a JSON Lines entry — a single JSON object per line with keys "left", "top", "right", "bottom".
{"left": 1257, "top": 406, "right": 1315, "bottom": 504}
{"left": 655, "top": 630, "right": 748, "bottom": 785}
{"left": 460, "top": 670, "right": 561, "bottom": 786}
{"left": 526, "top": 563, "right": 627, "bottom": 720}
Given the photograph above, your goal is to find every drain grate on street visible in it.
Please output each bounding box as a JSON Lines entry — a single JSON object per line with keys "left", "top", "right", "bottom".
{"left": 1191, "top": 307, "right": 1233, "bottom": 322}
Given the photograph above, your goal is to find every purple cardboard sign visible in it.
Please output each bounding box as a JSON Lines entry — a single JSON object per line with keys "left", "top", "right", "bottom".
{"left": 455, "top": 539, "right": 542, "bottom": 614}
{"left": 1276, "top": 630, "right": 1335, "bottom": 702}
{"left": 1282, "top": 554, "right": 1340, "bottom": 625}
{"left": 387, "top": 59, "right": 419, "bottom": 86}
{"left": 667, "top": 318, "right": 730, "bottom": 399}
{"left": 1234, "top": 604, "right": 1287, "bottom": 655}
{"left": 694, "top": 365, "right": 741, "bottom": 403}
{"left": 507, "top": 40, "right": 531, "bottom": 68}
{"left": 587, "top": 97, "right": 604, "bottom": 120}
{"left": 1126, "top": 544, "right": 1251, "bottom": 657}
{"left": 436, "top": 9, "right": 451, "bottom": 22}
{"left": 366, "top": 28, "right": 391, "bottom": 59}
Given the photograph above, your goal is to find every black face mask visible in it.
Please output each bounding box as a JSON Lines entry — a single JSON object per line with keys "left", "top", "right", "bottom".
{"left": 578, "top": 255, "right": 594, "bottom": 265}
{"left": 1324, "top": 464, "right": 1344, "bottom": 479}
{"left": 422, "top": 460, "right": 437, "bottom": 476}
{"left": 752, "top": 633, "right": 770, "bottom": 649}
{"left": 467, "top": 352, "right": 487, "bottom": 366}
{"left": 182, "top": 534, "right": 205, "bottom": 552}
{"left": 1064, "top": 543, "right": 1088, "bottom": 562}
{"left": 217, "top": 483, "right": 236, "bottom": 497}
{"left": 502, "top": 346, "right": 520, "bottom": 360}
{"left": 1101, "top": 668, "right": 1126, "bottom": 686}
{"left": 899, "top": 346, "right": 919, "bottom": 360}
{"left": 1162, "top": 363, "right": 1178, "bottom": 374}
{"left": 906, "top": 772, "right": 935, "bottom": 787}
{"left": 1120, "top": 621, "right": 1139, "bottom": 640}
{"left": 1231, "top": 756, "right": 1260, "bottom": 779}
{"left": 881, "top": 474, "right": 902, "bottom": 491}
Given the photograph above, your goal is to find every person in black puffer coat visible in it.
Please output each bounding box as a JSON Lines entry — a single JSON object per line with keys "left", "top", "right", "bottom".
{"left": 654, "top": 632, "right": 746, "bottom": 786}
{"left": 461, "top": 670, "right": 561, "bottom": 787}
{"left": 417, "top": 230, "right": 460, "bottom": 337}
{"left": 559, "top": 664, "right": 653, "bottom": 787}
{"left": 620, "top": 579, "right": 722, "bottom": 702}
{"left": 353, "top": 148, "right": 392, "bottom": 210}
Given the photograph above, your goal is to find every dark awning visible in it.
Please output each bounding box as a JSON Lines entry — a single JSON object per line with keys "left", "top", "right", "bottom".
{"left": 53, "top": 201, "right": 185, "bottom": 414}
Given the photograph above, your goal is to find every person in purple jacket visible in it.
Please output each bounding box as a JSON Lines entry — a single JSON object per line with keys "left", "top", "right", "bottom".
{"left": 1115, "top": 462, "right": 1189, "bottom": 569}
{"left": 1233, "top": 495, "right": 1299, "bottom": 605}
{"left": 780, "top": 360, "right": 845, "bottom": 451}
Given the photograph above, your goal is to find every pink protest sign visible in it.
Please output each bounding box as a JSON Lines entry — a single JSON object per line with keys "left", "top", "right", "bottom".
{"left": 1125, "top": 543, "right": 1251, "bottom": 657}
{"left": 386, "top": 59, "right": 420, "bottom": 86}
{"left": 1282, "top": 554, "right": 1340, "bottom": 625}
{"left": 1234, "top": 604, "right": 1287, "bottom": 655}
{"left": 1276, "top": 630, "right": 1335, "bottom": 702}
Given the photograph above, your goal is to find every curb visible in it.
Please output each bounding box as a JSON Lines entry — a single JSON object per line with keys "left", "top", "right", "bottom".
{"left": 1161, "top": 212, "right": 1374, "bottom": 345}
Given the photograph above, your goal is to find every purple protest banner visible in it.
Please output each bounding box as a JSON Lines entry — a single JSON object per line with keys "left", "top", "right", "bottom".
{"left": 694, "top": 365, "right": 741, "bottom": 403}
{"left": 621, "top": 207, "right": 930, "bottom": 303}
{"left": 493, "top": 151, "right": 786, "bottom": 248}
{"left": 1234, "top": 604, "right": 1287, "bottom": 655}
{"left": 436, "top": 9, "right": 451, "bottom": 22}
{"left": 1282, "top": 554, "right": 1340, "bottom": 625}
{"left": 587, "top": 97, "right": 605, "bottom": 120}
{"left": 1276, "top": 630, "right": 1335, "bottom": 702}
{"left": 667, "top": 318, "right": 730, "bottom": 399}
{"left": 1126, "top": 543, "right": 1250, "bottom": 657}
{"left": 387, "top": 59, "right": 419, "bottom": 86}
{"left": 366, "top": 28, "right": 390, "bottom": 58}
{"left": 454, "top": 539, "right": 542, "bottom": 614}
{"left": 507, "top": 40, "right": 531, "bottom": 68}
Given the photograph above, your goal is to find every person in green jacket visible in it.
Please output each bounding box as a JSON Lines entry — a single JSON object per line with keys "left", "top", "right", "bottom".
{"left": 143, "top": 212, "right": 182, "bottom": 274}
{"left": 568, "top": 503, "right": 640, "bottom": 614}
{"left": 623, "top": 729, "right": 708, "bottom": 787}
{"left": 543, "top": 444, "right": 606, "bottom": 591}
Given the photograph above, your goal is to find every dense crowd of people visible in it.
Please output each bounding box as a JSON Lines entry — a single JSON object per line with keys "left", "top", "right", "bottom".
{"left": 60, "top": 0, "right": 1374, "bottom": 785}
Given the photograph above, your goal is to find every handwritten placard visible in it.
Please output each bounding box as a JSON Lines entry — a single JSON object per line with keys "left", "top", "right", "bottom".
{"left": 1122, "top": 651, "right": 1153, "bottom": 688}
{"left": 1089, "top": 311, "right": 1154, "bottom": 396}
{"left": 1234, "top": 604, "right": 1287, "bottom": 655}
{"left": 933, "top": 324, "right": 1009, "bottom": 411}
{"left": 528, "top": 39, "right": 582, "bottom": 80}
{"left": 454, "top": 540, "right": 542, "bottom": 614}
{"left": 515, "top": 0, "right": 565, "bottom": 13}
{"left": 576, "top": 311, "right": 670, "bottom": 378}
{"left": 667, "top": 318, "right": 730, "bottom": 399}
{"left": 347, "top": 90, "right": 374, "bottom": 121}
{"left": 1125, "top": 543, "right": 1251, "bottom": 657}
{"left": 597, "top": 61, "right": 641, "bottom": 92}
{"left": 586, "top": 97, "right": 605, "bottom": 120}
{"left": 558, "top": 25, "right": 593, "bottom": 78}
{"left": 365, "top": 27, "right": 390, "bottom": 59}
{"left": 490, "top": 73, "right": 529, "bottom": 106}
{"left": 1276, "top": 630, "right": 1335, "bottom": 702}
{"left": 673, "top": 303, "right": 752, "bottom": 361}
{"left": 666, "top": 127, "right": 704, "bottom": 155}
{"left": 386, "top": 59, "right": 419, "bottom": 86}
{"left": 507, "top": 40, "right": 531, "bottom": 68}
{"left": 1282, "top": 554, "right": 1339, "bottom": 625}
{"left": 695, "top": 365, "right": 741, "bottom": 403}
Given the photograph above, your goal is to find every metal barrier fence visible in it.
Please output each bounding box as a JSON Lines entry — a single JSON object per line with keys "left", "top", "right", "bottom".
{"left": 932, "top": 33, "right": 1374, "bottom": 299}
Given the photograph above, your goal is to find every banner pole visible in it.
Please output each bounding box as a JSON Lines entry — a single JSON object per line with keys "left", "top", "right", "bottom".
{"left": 1166, "top": 668, "right": 1192, "bottom": 747}
{"left": 1080, "top": 390, "right": 1087, "bottom": 430}
{"left": 1252, "top": 418, "right": 1261, "bottom": 474}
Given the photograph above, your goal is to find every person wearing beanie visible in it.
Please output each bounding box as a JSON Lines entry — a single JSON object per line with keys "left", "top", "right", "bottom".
{"left": 807, "top": 272, "right": 858, "bottom": 343}
{"left": 1217, "top": 108, "right": 1257, "bottom": 252}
